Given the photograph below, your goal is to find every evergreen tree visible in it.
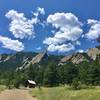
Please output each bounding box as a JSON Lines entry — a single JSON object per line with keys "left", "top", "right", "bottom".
{"left": 43, "top": 62, "right": 60, "bottom": 87}
{"left": 59, "top": 62, "right": 78, "bottom": 85}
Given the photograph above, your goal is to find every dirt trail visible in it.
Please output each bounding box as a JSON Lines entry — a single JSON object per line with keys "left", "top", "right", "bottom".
{"left": 0, "top": 89, "right": 37, "bottom": 100}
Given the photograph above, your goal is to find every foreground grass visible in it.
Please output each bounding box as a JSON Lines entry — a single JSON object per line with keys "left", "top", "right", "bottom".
{"left": 0, "top": 85, "right": 5, "bottom": 93}
{"left": 30, "top": 86, "right": 100, "bottom": 100}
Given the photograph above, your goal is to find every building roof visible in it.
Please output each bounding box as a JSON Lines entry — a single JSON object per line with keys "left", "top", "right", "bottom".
{"left": 28, "top": 80, "right": 36, "bottom": 85}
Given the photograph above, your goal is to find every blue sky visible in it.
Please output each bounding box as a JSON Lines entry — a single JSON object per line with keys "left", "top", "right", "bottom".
{"left": 0, "top": 0, "right": 100, "bottom": 54}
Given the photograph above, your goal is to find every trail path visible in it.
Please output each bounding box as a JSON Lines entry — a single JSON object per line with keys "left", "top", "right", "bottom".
{"left": 0, "top": 89, "right": 37, "bottom": 100}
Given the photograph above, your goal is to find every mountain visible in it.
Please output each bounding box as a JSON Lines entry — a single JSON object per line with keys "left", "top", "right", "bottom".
{"left": 59, "top": 47, "right": 100, "bottom": 64}
{"left": 59, "top": 53, "right": 89, "bottom": 65}
{"left": 87, "top": 48, "right": 100, "bottom": 60}
{"left": 0, "top": 47, "right": 100, "bottom": 71}
{"left": 0, "top": 52, "right": 37, "bottom": 70}
{"left": 18, "top": 51, "right": 48, "bottom": 70}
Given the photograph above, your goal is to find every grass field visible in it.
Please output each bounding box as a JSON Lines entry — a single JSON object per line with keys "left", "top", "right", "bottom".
{"left": 0, "top": 85, "right": 5, "bottom": 93}
{"left": 31, "top": 86, "right": 100, "bottom": 100}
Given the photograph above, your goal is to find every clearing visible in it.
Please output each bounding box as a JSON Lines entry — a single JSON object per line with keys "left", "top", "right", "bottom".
{"left": 0, "top": 89, "right": 37, "bottom": 100}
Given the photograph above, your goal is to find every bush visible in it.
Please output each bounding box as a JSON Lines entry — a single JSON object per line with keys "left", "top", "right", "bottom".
{"left": 71, "top": 78, "right": 80, "bottom": 90}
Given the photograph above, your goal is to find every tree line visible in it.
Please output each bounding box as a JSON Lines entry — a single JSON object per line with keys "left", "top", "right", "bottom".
{"left": 0, "top": 54, "right": 100, "bottom": 89}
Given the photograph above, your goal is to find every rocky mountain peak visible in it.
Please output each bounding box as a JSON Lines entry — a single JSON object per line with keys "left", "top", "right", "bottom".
{"left": 59, "top": 47, "right": 100, "bottom": 65}
{"left": 59, "top": 53, "right": 89, "bottom": 65}
{"left": 19, "top": 51, "right": 48, "bottom": 69}
{"left": 87, "top": 48, "right": 100, "bottom": 60}
{"left": 0, "top": 47, "right": 100, "bottom": 70}
{"left": 31, "top": 51, "right": 48, "bottom": 64}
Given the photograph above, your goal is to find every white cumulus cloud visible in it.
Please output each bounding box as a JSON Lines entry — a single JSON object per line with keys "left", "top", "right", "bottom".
{"left": 33, "top": 7, "right": 45, "bottom": 17}
{"left": 0, "top": 35, "right": 24, "bottom": 51}
{"left": 85, "top": 19, "right": 100, "bottom": 40}
{"left": 47, "top": 43, "right": 75, "bottom": 53}
{"left": 36, "top": 46, "right": 42, "bottom": 50}
{"left": 77, "top": 49, "right": 84, "bottom": 53}
{"left": 75, "top": 40, "right": 81, "bottom": 46}
{"left": 43, "top": 12, "right": 83, "bottom": 53}
{"left": 5, "top": 9, "right": 39, "bottom": 39}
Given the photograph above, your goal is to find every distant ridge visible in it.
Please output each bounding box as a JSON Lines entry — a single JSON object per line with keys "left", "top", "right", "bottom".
{"left": 59, "top": 47, "right": 100, "bottom": 64}
{"left": 0, "top": 47, "right": 100, "bottom": 70}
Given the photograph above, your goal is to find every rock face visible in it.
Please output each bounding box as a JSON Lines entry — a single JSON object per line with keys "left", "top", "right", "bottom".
{"left": 0, "top": 54, "right": 12, "bottom": 62}
{"left": 60, "top": 47, "right": 100, "bottom": 64}
{"left": 71, "top": 53, "right": 89, "bottom": 64}
{"left": 60, "top": 55, "right": 72, "bottom": 63}
{"left": 87, "top": 48, "right": 100, "bottom": 60}
{"left": 31, "top": 52, "right": 48, "bottom": 64}
{"left": 0, "top": 47, "right": 100, "bottom": 70}
{"left": 22, "top": 51, "right": 48, "bottom": 69}
{"left": 59, "top": 53, "right": 89, "bottom": 64}
{"left": 0, "top": 51, "right": 48, "bottom": 70}
{"left": 0, "top": 52, "right": 37, "bottom": 70}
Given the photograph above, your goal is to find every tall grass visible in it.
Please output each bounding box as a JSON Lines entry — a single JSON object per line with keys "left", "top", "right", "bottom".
{"left": 30, "top": 86, "right": 100, "bottom": 100}
{"left": 0, "top": 85, "right": 5, "bottom": 93}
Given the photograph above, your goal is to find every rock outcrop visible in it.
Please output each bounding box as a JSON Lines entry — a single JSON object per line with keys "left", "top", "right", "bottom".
{"left": 87, "top": 48, "right": 100, "bottom": 60}
{"left": 59, "top": 47, "right": 100, "bottom": 65}
{"left": 0, "top": 47, "right": 100, "bottom": 70}
{"left": 31, "top": 51, "right": 48, "bottom": 64}
{"left": 18, "top": 51, "right": 48, "bottom": 69}
{"left": 0, "top": 52, "right": 37, "bottom": 69}
{"left": 59, "top": 53, "right": 89, "bottom": 64}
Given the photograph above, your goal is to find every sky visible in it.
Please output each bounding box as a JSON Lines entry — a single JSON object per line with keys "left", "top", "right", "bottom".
{"left": 0, "top": 0, "right": 100, "bottom": 55}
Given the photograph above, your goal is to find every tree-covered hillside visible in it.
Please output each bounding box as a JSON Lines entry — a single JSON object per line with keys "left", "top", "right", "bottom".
{"left": 0, "top": 51, "right": 100, "bottom": 89}
{"left": 0, "top": 52, "right": 37, "bottom": 70}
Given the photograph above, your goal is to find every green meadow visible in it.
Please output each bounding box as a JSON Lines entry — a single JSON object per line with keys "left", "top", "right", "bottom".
{"left": 0, "top": 85, "right": 5, "bottom": 93}
{"left": 31, "top": 86, "right": 100, "bottom": 100}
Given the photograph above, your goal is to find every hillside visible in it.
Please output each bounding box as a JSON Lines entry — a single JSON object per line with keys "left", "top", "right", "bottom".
{"left": 60, "top": 47, "right": 100, "bottom": 64}
{"left": 0, "top": 46, "right": 100, "bottom": 88}
{"left": 0, "top": 52, "right": 37, "bottom": 70}
{"left": 0, "top": 47, "right": 100, "bottom": 70}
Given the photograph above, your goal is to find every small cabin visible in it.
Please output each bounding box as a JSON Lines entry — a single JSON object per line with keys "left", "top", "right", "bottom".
{"left": 25, "top": 80, "right": 36, "bottom": 88}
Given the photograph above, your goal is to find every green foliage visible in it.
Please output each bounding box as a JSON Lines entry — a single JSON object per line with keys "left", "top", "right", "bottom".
{"left": 43, "top": 62, "right": 60, "bottom": 87}
{"left": 59, "top": 62, "right": 79, "bottom": 85}
{"left": 0, "top": 53, "right": 100, "bottom": 89}
{"left": 71, "top": 78, "right": 80, "bottom": 90}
